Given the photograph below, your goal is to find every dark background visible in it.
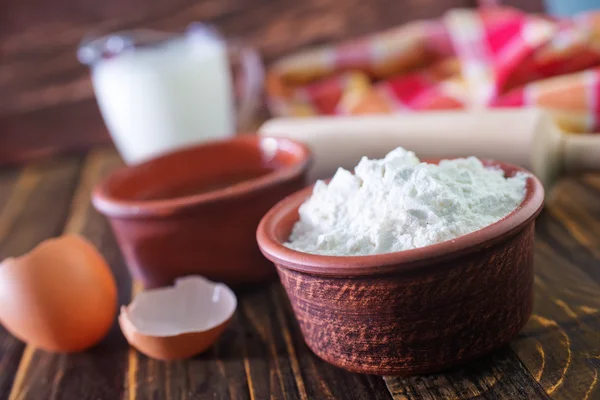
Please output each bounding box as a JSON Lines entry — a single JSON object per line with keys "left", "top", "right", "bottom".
{"left": 0, "top": 0, "right": 543, "bottom": 164}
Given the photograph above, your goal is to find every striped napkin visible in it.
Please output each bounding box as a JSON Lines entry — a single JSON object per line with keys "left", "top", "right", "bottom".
{"left": 266, "top": 7, "right": 600, "bottom": 133}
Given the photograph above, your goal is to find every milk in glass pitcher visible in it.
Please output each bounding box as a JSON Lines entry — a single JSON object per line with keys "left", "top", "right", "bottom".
{"left": 78, "top": 24, "right": 264, "bottom": 164}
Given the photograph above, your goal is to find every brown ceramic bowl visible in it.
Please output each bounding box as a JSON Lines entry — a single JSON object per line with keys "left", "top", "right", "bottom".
{"left": 257, "top": 160, "right": 544, "bottom": 376}
{"left": 93, "top": 135, "right": 311, "bottom": 289}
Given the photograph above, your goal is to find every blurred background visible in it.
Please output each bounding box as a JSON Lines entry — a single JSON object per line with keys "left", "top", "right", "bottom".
{"left": 0, "top": 0, "right": 549, "bottom": 165}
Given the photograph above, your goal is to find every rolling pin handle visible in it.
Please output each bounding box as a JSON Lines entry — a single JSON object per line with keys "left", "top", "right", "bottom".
{"left": 562, "top": 135, "right": 600, "bottom": 174}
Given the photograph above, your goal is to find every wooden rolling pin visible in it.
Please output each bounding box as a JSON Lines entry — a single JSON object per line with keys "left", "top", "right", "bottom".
{"left": 259, "top": 108, "right": 600, "bottom": 192}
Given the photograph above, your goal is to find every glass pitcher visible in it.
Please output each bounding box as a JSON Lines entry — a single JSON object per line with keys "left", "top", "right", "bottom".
{"left": 78, "top": 23, "right": 264, "bottom": 164}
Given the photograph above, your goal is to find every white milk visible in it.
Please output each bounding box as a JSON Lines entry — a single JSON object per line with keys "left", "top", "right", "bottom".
{"left": 91, "top": 34, "right": 235, "bottom": 164}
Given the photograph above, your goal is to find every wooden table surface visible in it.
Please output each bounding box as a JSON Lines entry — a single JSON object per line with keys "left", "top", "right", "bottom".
{"left": 0, "top": 150, "right": 599, "bottom": 400}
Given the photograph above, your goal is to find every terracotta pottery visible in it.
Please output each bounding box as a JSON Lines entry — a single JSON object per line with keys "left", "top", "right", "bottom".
{"left": 256, "top": 161, "right": 544, "bottom": 375}
{"left": 93, "top": 135, "right": 311, "bottom": 288}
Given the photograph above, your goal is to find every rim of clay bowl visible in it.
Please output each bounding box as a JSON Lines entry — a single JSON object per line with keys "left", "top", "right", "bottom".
{"left": 92, "top": 135, "right": 311, "bottom": 218}
{"left": 256, "top": 160, "right": 545, "bottom": 277}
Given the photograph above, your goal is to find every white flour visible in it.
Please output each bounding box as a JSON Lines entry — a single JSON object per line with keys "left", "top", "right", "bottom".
{"left": 286, "top": 147, "right": 528, "bottom": 256}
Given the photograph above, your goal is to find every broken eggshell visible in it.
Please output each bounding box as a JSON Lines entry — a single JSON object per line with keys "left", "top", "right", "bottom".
{"left": 119, "top": 276, "right": 237, "bottom": 360}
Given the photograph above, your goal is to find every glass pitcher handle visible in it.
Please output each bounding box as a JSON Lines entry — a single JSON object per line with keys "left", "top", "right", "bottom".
{"left": 234, "top": 44, "right": 264, "bottom": 131}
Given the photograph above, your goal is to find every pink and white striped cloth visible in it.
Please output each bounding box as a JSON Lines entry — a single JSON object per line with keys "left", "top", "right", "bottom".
{"left": 266, "top": 7, "right": 600, "bottom": 133}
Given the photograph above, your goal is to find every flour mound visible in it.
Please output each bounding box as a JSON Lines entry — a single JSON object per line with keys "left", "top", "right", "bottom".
{"left": 286, "top": 147, "right": 528, "bottom": 256}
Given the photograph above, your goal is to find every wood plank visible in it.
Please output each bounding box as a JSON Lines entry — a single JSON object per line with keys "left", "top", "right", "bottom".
{"left": 6, "top": 149, "right": 131, "bottom": 400}
{"left": 534, "top": 201, "right": 600, "bottom": 283}
{"left": 0, "top": 100, "right": 112, "bottom": 167}
{"left": 546, "top": 179, "right": 600, "bottom": 259}
{"left": 509, "top": 236, "right": 600, "bottom": 399}
{"left": 128, "top": 282, "right": 391, "bottom": 399}
{"left": 508, "top": 176, "right": 600, "bottom": 400}
{"left": 0, "top": 156, "right": 83, "bottom": 400}
{"left": 581, "top": 173, "right": 600, "bottom": 192}
{"left": 128, "top": 326, "right": 250, "bottom": 399}
{"left": 0, "top": 167, "right": 21, "bottom": 212}
{"left": 384, "top": 347, "right": 548, "bottom": 399}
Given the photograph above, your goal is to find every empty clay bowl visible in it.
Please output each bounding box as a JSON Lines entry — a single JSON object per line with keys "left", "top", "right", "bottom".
{"left": 93, "top": 135, "right": 310, "bottom": 288}
{"left": 256, "top": 160, "right": 544, "bottom": 375}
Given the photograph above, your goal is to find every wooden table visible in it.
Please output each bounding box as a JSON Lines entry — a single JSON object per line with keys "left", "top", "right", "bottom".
{"left": 0, "top": 148, "right": 599, "bottom": 400}
{"left": 5, "top": 0, "right": 595, "bottom": 398}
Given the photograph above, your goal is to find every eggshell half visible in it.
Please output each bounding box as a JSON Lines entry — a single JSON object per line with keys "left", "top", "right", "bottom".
{"left": 119, "top": 276, "right": 237, "bottom": 360}
{"left": 0, "top": 234, "right": 117, "bottom": 352}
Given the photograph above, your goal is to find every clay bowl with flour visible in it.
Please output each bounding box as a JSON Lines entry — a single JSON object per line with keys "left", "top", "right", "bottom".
{"left": 256, "top": 160, "right": 544, "bottom": 376}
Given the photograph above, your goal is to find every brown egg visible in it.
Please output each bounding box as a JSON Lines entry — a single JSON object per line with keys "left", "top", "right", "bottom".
{"left": 119, "top": 276, "right": 236, "bottom": 360}
{"left": 0, "top": 234, "right": 117, "bottom": 352}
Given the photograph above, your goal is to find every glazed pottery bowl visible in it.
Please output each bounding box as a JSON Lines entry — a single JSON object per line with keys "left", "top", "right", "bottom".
{"left": 256, "top": 160, "right": 544, "bottom": 375}
{"left": 93, "top": 135, "right": 311, "bottom": 288}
